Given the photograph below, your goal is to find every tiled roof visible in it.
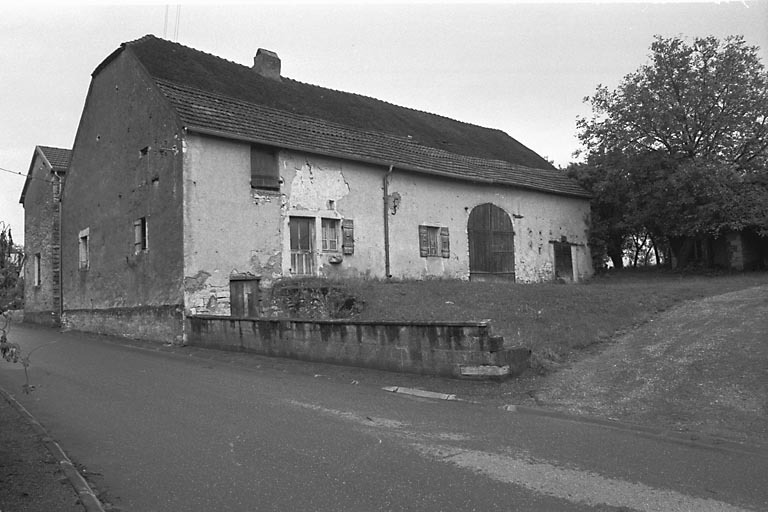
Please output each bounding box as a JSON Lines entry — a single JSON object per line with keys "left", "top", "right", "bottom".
{"left": 19, "top": 146, "right": 71, "bottom": 204}
{"left": 159, "top": 80, "right": 590, "bottom": 198}
{"left": 111, "top": 35, "right": 588, "bottom": 198}
{"left": 38, "top": 146, "right": 72, "bottom": 172}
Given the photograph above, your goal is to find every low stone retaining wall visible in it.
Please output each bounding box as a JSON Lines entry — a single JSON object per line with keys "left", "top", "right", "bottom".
{"left": 21, "top": 310, "right": 58, "bottom": 327}
{"left": 186, "top": 315, "right": 530, "bottom": 379}
{"left": 63, "top": 305, "right": 184, "bottom": 344}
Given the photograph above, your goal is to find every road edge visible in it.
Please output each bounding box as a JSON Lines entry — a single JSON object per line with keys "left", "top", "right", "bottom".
{"left": 0, "top": 385, "right": 106, "bottom": 512}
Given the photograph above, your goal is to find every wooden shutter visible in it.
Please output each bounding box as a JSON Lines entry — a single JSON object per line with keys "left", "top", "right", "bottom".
{"left": 342, "top": 219, "right": 355, "bottom": 255}
{"left": 418, "top": 225, "right": 429, "bottom": 257}
{"left": 440, "top": 227, "right": 450, "bottom": 258}
{"left": 250, "top": 145, "right": 279, "bottom": 190}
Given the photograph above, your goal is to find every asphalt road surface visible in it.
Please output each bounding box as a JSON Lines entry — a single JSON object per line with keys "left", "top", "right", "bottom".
{"left": 1, "top": 324, "right": 765, "bottom": 511}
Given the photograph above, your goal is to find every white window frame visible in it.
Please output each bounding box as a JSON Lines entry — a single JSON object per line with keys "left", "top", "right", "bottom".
{"left": 134, "top": 217, "right": 149, "bottom": 254}
{"left": 33, "top": 253, "right": 41, "bottom": 286}
{"left": 78, "top": 228, "right": 90, "bottom": 270}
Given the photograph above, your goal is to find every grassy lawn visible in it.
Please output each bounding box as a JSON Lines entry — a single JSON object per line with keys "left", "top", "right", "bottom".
{"left": 351, "top": 269, "right": 768, "bottom": 372}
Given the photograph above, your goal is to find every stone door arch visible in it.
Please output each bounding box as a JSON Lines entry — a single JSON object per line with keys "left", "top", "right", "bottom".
{"left": 467, "top": 203, "right": 515, "bottom": 280}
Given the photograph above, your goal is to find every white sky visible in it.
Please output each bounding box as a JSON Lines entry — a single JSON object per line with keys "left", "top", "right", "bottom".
{"left": 2, "top": 1, "right": 767, "bottom": 244}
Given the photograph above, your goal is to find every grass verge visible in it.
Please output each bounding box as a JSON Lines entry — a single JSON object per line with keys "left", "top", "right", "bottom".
{"left": 350, "top": 268, "right": 768, "bottom": 373}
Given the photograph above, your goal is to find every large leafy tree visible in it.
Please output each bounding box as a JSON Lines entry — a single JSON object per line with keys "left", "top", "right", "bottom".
{"left": 574, "top": 35, "right": 768, "bottom": 267}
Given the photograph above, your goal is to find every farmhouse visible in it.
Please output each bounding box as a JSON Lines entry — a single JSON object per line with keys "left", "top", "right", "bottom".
{"left": 19, "top": 145, "right": 71, "bottom": 326}
{"left": 59, "top": 35, "right": 592, "bottom": 343}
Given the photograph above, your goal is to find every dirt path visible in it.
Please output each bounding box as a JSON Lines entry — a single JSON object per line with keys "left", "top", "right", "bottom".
{"left": 533, "top": 285, "right": 768, "bottom": 446}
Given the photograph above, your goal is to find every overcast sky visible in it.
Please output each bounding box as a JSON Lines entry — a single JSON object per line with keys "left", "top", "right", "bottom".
{"left": 2, "top": 1, "right": 767, "bottom": 244}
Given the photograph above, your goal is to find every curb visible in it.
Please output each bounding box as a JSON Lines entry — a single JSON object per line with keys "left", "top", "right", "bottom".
{"left": 0, "top": 386, "right": 106, "bottom": 512}
{"left": 382, "top": 386, "right": 458, "bottom": 401}
{"left": 501, "top": 403, "right": 768, "bottom": 458}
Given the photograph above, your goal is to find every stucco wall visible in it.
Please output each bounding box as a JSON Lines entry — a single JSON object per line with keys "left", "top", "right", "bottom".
{"left": 61, "top": 49, "right": 184, "bottom": 341}
{"left": 182, "top": 138, "right": 593, "bottom": 319}
{"left": 182, "top": 134, "right": 283, "bottom": 317}
{"left": 22, "top": 154, "right": 59, "bottom": 324}
{"left": 385, "top": 170, "right": 592, "bottom": 283}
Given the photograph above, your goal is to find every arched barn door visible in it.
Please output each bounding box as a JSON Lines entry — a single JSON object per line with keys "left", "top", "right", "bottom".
{"left": 468, "top": 203, "right": 515, "bottom": 281}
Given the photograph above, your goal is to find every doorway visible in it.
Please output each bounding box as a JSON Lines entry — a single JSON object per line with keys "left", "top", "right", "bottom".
{"left": 467, "top": 203, "right": 515, "bottom": 281}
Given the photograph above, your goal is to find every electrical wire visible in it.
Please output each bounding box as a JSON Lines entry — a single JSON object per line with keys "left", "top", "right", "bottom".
{"left": 0, "top": 166, "right": 55, "bottom": 184}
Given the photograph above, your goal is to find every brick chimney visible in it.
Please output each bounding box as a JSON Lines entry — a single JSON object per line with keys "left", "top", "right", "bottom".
{"left": 253, "top": 48, "right": 281, "bottom": 81}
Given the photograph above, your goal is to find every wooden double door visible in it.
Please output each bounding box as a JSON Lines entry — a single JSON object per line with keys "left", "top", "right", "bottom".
{"left": 468, "top": 203, "right": 515, "bottom": 281}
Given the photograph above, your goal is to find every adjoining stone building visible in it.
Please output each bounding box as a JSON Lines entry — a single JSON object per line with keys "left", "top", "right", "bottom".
{"left": 19, "top": 145, "right": 71, "bottom": 326}
{"left": 59, "top": 35, "right": 593, "bottom": 343}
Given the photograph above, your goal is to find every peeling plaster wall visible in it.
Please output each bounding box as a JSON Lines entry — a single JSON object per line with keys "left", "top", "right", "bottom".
{"left": 385, "top": 172, "right": 593, "bottom": 283}
{"left": 182, "top": 134, "right": 282, "bottom": 317}
{"left": 184, "top": 137, "right": 592, "bottom": 313}
{"left": 281, "top": 151, "right": 385, "bottom": 279}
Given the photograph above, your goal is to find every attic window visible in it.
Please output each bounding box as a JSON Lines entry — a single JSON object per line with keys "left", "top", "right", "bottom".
{"left": 250, "top": 144, "right": 279, "bottom": 191}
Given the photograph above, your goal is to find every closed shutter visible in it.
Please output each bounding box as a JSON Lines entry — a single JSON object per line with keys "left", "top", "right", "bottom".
{"left": 250, "top": 145, "right": 279, "bottom": 190}
{"left": 342, "top": 219, "right": 355, "bottom": 255}
{"left": 418, "top": 225, "right": 429, "bottom": 257}
{"left": 440, "top": 227, "right": 450, "bottom": 258}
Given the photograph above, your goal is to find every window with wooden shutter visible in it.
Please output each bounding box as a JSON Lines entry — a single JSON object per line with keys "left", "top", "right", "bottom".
{"left": 419, "top": 225, "right": 445, "bottom": 257}
{"left": 341, "top": 219, "right": 354, "bottom": 255}
{"left": 321, "top": 218, "right": 340, "bottom": 252}
{"left": 250, "top": 144, "right": 280, "bottom": 190}
{"left": 134, "top": 217, "right": 148, "bottom": 254}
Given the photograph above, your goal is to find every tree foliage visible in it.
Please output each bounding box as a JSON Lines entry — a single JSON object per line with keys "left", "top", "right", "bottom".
{"left": 573, "top": 35, "right": 768, "bottom": 267}
{"left": 0, "top": 222, "right": 23, "bottom": 311}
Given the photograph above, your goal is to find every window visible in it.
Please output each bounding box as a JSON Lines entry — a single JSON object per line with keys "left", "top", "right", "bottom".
{"left": 134, "top": 217, "right": 148, "bottom": 254}
{"left": 419, "top": 225, "right": 450, "bottom": 258}
{"left": 33, "top": 253, "right": 41, "bottom": 286}
{"left": 250, "top": 144, "right": 279, "bottom": 191}
{"left": 78, "top": 228, "right": 89, "bottom": 270}
{"left": 321, "top": 218, "right": 340, "bottom": 252}
{"left": 290, "top": 217, "right": 315, "bottom": 275}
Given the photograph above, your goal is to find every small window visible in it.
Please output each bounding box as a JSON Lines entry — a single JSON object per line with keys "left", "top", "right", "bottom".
{"left": 78, "top": 228, "right": 89, "bottom": 270}
{"left": 134, "top": 217, "right": 148, "bottom": 254}
{"left": 321, "top": 218, "right": 340, "bottom": 252}
{"left": 33, "top": 253, "right": 41, "bottom": 286}
{"left": 419, "top": 225, "right": 450, "bottom": 258}
{"left": 251, "top": 144, "right": 279, "bottom": 191}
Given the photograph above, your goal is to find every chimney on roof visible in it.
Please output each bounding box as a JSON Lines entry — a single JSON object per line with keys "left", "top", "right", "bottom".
{"left": 253, "top": 48, "right": 281, "bottom": 81}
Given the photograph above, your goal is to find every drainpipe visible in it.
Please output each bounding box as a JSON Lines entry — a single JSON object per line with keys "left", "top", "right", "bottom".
{"left": 56, "top": 172, "right": 64, "bottom": 323}
{"left": 383, "top": 165, "right": 394, "bottom": 279}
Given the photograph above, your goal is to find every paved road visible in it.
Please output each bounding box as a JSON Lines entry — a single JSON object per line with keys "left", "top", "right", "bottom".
{"left": 1, "top": 324, "right": 766, "bottom": 511}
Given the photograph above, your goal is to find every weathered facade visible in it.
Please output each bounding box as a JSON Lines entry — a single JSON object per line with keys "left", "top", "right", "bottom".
{"left": 19, "top": 146, "right": 71, "bottom": 326}
{"left": 60, "top": 35, "right": 592, "bottom": 343}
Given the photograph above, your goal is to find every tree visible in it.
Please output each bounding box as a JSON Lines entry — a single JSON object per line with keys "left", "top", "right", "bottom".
{"left": 0, "top": 222, "right": 23, "bottom": 311}
{"left": 575, "top": 35, "right": 768, "bottom": 267}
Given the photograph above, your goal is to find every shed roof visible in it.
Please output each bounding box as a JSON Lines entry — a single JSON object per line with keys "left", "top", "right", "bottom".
{"left": 102, "top": 35, "right": 589, "bottom": 198}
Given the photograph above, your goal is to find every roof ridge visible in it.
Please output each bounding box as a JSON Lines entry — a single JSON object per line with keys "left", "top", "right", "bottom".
{"left": 131, "top": 35, "right": 508, "bottom": 137}
{"left": 157, "top": 78, "right": 552, "bottom": 173}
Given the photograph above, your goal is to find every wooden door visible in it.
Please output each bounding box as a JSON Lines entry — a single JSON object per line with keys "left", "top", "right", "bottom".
{"left": 468, "top": 203, "right": 515, "bottom": 280}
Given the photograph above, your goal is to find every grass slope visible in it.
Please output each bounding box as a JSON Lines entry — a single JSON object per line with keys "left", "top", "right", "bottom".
{"left": 352, "top": 269, "right": 768, "bottom": 372}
